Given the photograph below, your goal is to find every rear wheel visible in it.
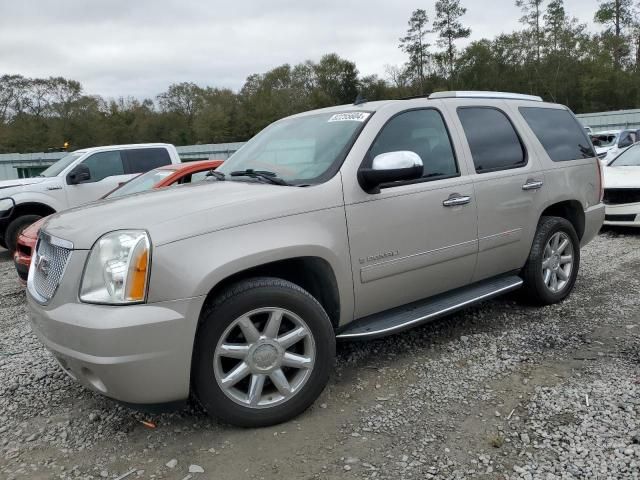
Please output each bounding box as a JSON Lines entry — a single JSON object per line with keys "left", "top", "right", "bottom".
{"left": 193, "top": 277, "right": 335, "bottom": 427}
{"left": 521, "top": 216, "right": 580, "bottom": 305}
{"left": 5, "top": 215, "right": 41, "bottom": 252}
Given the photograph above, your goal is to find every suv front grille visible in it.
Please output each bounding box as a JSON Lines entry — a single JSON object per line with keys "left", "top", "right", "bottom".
{"left": 31, "top": 233, "right": 72, "bottom": 302}
{"left": 603, "top": 188, "right": 640, "bottom": 205}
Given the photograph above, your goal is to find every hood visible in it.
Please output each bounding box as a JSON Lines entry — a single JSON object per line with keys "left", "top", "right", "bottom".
{"left": 0, "top": 177, "right": 48, "bottom": 190}
{"left": 43, "top": 178, "right": 342, "bottom": 249}
{"left": 603, "top": 166, "right": 640, "bottom": 189}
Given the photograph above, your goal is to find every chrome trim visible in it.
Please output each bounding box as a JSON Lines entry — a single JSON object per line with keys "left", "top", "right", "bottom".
{"left": 442, "top": 194, "right": 472, "bottom": 207}
{"left": 336, "top": 278, "right": 523, "bottom": 340}
{"left": 27, "top": 233, "right": 73, "bottom": 305}
{"left": 522, "top": 180, "right": 544, "bottom": 191}
{"left": 41, "top": 231, "right": 74, "bottom": 250}
{"left": 428, "top": 91, "right": 543, "bottom": 102}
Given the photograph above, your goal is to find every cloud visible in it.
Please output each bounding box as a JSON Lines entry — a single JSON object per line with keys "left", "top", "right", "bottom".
{"left": 0, "top": 0, "right": 600, "bottom": 99}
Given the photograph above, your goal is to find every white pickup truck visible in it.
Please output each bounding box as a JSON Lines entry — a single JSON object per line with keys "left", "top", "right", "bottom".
{"left": 0, "top": 143, "right": 181, "bottom": 251}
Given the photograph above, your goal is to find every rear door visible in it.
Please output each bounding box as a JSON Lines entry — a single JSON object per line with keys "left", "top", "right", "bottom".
{"left": 444, "top": 101, "right": 547, "bottom": 282}
{"left": 65, "top": 150, "right": 133, "bottom": 208}
{"left": 343, "top": 106, "right": 479, "bottom": 319}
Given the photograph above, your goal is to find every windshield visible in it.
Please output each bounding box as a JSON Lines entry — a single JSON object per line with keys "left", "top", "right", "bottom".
{"left": 216, "top": 111, "right": 371, "bottom": 184}
{"left": 107, "top": 169, "right": 174, "bottom": 198}
{"left": 609, "top": 144, "right": 640, "bottom": 167}
{"left": 590, "top": 133, "right": 618, "bottom": 148}
{"left": 39, "top": 153, "right": 83, "bottom": 177}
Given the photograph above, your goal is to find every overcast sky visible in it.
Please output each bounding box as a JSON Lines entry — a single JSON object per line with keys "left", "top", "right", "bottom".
{"left": 0, "top": 0, "right": 601, "bottom": 99}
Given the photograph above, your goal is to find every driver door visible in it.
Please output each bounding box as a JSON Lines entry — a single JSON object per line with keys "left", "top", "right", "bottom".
{"left": 344, "top": 107, "right": 478, "bottom": 319}
{"left": 65, "top": 151, "right": 135, "bottom": 207}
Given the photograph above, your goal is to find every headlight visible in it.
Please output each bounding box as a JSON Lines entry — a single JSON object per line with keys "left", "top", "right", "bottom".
{"left": 80, "top": 230, "right": 151, "bottom": 304}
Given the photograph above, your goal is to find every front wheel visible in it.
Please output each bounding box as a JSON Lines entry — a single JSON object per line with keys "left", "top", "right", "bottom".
{"left": 193, "top": 277, "right": 335, "bottom": 427}
{"left": 521, "top": 216, "right": 580, "bottom": 305}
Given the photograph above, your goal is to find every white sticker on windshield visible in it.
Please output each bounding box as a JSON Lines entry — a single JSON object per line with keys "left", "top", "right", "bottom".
{"left": 328, "top": 112, "right": 371, "bottom": 123}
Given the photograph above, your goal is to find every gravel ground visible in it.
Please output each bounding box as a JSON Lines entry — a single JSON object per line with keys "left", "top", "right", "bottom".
{"left": 0, "top": 228, "right": 639, "bottom": 480}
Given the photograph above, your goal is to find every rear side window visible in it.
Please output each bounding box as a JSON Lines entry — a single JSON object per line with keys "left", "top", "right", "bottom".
{"left": 124, "top": 148, "right": 172, "bottom": 174}
{"left": 81, "top": 151, "right": 125, "bottom": 182}
{"left": 519, "top": 107, "right": 595, "bottom": 161}
{"left": 367, "top": 109, "right": 459, "bottom": 180}
{"left": 457, "top": 107, "right": 526, "bottom": 173}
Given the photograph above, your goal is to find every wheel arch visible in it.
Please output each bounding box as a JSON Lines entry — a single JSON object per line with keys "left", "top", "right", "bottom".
{"left": 199, "top": 256, "right": 342, "bottom": 331}
{"left": 1, "top": 201, "right": 56, "bottom": 236}
{"left": 539, "top": 200, "right": 585, "bottom": 240}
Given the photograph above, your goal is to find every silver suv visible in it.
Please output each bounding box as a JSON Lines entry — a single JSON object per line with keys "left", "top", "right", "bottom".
{"left": 27, "top": 91, "right": 605, "bottom": 427}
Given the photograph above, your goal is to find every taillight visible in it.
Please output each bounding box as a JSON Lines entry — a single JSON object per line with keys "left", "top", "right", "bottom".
{"left": 596, "top": 159, "right": 604, "bottom": 203}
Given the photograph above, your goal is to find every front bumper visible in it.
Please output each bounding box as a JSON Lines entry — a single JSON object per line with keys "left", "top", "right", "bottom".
{"left": 27, "top": 292, "right": 206, "bottom": 405}
{"left": 603, "top": 202, "right": 640, "bottom": 227}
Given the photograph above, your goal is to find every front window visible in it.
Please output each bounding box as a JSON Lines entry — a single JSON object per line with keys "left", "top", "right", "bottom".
{"left": 39, "top": 153, "right": 83, "bottom": 177}
{"left": 216, "top": 111, "right": 370, "bottom": 184}
{"left": 609, "top": 144, "right": 640, "bottom": 167}
{"left": 107, "top": 169, "right": 174, "bottom": 198}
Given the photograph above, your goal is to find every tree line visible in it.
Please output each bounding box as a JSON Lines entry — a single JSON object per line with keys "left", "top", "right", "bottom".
{"left": 1, "top": 0, "right": 639, "bottom": 153}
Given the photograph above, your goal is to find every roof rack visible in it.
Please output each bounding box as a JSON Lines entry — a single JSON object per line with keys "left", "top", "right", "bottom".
{"left": 428, "top": 91, "right": 543, "bottom": 102}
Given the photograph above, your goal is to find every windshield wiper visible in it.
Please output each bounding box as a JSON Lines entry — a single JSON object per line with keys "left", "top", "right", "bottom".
{"left": 206, "top": 170, "right": 225, "bottom": 180}
{"left": 229, "top": 169, "right": 289, "bottom": 186}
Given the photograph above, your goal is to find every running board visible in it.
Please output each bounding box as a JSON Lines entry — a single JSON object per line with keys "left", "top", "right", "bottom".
{"left": 336, "top": 275, "right": 523, "bottom": 340}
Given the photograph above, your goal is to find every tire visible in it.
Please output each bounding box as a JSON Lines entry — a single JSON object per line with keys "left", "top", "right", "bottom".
{"left": 193, "top": 277, "right": 335, "bottom": 427}
{"left": 0, "top": 236, "right": 7, "bottom": 250}
{"left": 521, "top": 216, "right": 580, "bottom": 305}
{"left": 4, "top": 215, "right": 41, "bottom": 252}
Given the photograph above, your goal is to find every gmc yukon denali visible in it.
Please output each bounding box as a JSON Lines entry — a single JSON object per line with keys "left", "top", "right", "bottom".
{"left": 26, "top": 92, "right": 605, "bottom": 427}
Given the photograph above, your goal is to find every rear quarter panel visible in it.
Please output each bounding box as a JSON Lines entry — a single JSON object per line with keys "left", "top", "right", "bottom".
{"left": 504, "top": 102, "right": 602, "bottom": 234}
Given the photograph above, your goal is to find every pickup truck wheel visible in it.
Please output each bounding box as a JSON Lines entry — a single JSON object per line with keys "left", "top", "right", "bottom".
{"left": 521, "top": 216, "right": 580, "bottom": 305}
{"left": 193, "top": 277, "right": 335, "bottom": 427}
{"left": 5, "top": 215, "right": 41, "bottom": 252}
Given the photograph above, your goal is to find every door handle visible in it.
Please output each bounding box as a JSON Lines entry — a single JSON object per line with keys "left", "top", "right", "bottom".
{"left": 522, "top": 180, "right": 544, "bottom": 190}
{"left": 442, "top": 194, "right": 472, "bottom": 207}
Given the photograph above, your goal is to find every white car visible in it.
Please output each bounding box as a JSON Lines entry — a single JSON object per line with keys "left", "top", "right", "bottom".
{"left": 603, "top": 143, "right": 640, "bottom": 227}
{"left": 591, "top": 129, "right": 638, "bottom": 164}
{"left": 0, "top": 143, "right": 181, "bottom": 251}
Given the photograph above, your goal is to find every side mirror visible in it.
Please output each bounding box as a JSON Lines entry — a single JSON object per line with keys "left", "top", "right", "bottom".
{"left": 0, "top": 197, "right": 15, "bottom": 220}
{"left": 67, "top": 164, "right": 91, "bottom": 185}
{"left": 358, "top": 151, "right": 423, "bottom": 193}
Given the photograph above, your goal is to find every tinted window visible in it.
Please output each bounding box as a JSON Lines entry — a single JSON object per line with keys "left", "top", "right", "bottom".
{"left": 368, "top": 109, "right": 458, "bottom": 179}
{"left": 82, "top": 151, "right": 124, "bottom": 182}
{"left": 125, "top": 148, "right": 172, "bottom": 173}
{"left": 519, "top": 107, "right": 595, "bottom": 161}
{"left": 457, "top": 107, "right": 525, "bottom": 172}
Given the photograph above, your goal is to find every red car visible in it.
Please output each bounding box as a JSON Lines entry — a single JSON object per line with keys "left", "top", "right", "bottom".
{"left": 13, "top": 160, "right": 223, "bottom": 283}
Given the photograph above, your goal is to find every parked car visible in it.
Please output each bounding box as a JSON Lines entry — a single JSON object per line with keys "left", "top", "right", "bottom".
{"left": 0, "top": 143, "right": 181, "bottom": 252}
{"left": 590, "top": 129, "right": 638, "bottom": 164}
{"left": 13, "top": 160, "right": 223, "bottom": 282}
{"left": 603, "top": 143, "right": 640, "bottom": 227}
{"left": 26, "top": 91, "right": 604, "bottom": 427}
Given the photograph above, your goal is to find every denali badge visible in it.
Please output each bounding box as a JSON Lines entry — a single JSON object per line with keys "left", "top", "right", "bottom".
{"left": 359, "top": 250, "right": 399, "bottom": 265}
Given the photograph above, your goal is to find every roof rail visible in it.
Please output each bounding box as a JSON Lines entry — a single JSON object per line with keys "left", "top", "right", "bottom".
{"left": 428, "top": 91, "right": 543, "bottom": 102}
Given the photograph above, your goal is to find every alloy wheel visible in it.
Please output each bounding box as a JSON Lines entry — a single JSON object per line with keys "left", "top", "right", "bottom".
{"left": 213, "top": 307, "right": 316, "bottom": 409}
{"left": 541, "top": 231, "right": 574, "bottom": 293}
